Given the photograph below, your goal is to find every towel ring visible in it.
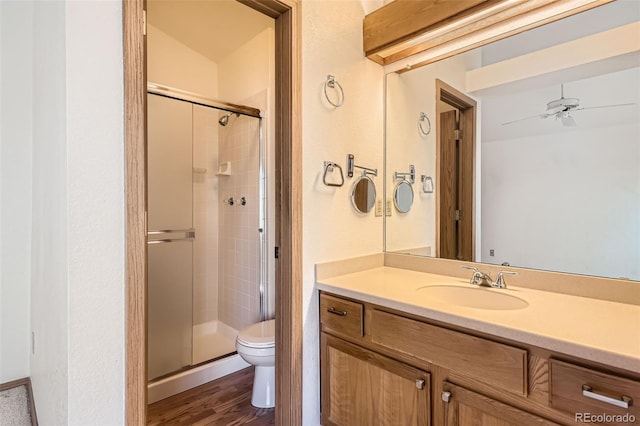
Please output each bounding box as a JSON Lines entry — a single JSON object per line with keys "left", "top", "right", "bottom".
{"left": 324, "top": 75, "right": 344, "bottom": 108}
{"left": 418, "top": 112, "right": 431, "bottom": 136}
{"left": 322, "top": 161, "right": 344, "bottom": 187}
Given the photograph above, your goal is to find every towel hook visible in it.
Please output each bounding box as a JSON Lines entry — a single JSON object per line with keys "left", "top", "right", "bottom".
{"left": 322, "top": 161, "right": 345, "bottom": 187}
{"left": 324, "top": 75, "right": 345, "bottom": 108}
{"left": 418, "top": 112, "right": 431, "bottom": 136}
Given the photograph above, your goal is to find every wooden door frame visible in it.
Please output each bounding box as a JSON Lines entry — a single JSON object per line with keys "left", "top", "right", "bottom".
{"left": 123, "top": 1, "right": 302, "bottom": 424}
{"left": 435, "top": 79, "right": 476, "bottom": 261}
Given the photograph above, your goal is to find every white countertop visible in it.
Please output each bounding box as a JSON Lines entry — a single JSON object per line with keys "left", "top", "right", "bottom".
{"left": 317, "top": 266, "right": 640, "bottom": 373}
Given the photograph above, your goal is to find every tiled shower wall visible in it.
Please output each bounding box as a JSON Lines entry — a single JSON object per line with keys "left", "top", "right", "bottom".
{"left": 218, "top": 91, "right": 267, "bottom": 331}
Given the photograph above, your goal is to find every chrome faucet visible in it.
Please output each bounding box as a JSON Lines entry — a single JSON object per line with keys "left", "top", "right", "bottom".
{"left": 495, "top": 270, "right": 518, "bottom": 289}
{"left": 461, "top": 265, "right": 493, "bottom": 287}
{"left": 461, "top": 266, "right": 518, "bottom": 289}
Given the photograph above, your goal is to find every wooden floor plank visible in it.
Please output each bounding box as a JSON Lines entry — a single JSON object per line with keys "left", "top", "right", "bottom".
{"left": 148, "top": 367, "right": 275, "bottom": 426}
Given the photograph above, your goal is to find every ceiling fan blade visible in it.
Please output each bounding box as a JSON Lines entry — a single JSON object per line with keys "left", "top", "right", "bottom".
{"left": 561, "top": 114, "right": 576, "bottom": 127}
{"left": 574, "top": 102, "right": 637, "bottom": 112}
{"left": 501, "top": 112, "right": 548, "bottom": 126}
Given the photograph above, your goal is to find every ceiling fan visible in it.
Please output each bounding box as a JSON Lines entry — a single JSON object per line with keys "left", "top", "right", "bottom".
{"left": 502, "top": 84, "right": 636, "bottom": 127}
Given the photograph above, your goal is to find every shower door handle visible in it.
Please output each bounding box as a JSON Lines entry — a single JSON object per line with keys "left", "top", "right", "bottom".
{"left": 147, "top": 228, "right": 196, "bottom": 244}
{"left": 148, "top": 238, "right": 193, "bottom": 244}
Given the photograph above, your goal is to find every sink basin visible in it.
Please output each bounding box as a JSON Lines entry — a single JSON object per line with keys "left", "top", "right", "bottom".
{"left": 416, "top": 285, "right": 529, "bottom": 310}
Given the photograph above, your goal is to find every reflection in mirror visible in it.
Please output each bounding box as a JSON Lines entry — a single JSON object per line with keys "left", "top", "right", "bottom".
{"left": 351, "top": 175, "right": 376, "bottom": 213}
{"left": 394, "top": 181, "right": 414, "bottom": 213}
{"left": 384, "top": 1, "right": 640, "bottom": 281}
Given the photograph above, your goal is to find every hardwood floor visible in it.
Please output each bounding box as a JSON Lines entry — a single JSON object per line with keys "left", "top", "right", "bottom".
{"left": 147, "top": 367, "right": 275, "bottom": 426}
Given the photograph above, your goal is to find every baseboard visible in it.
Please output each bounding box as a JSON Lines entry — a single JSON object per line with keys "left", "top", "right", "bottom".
{"left": 147, "top": 354, "right": 250, "bottom": 404}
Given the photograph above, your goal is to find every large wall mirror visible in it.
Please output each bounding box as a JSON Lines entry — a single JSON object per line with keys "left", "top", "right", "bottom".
{"left": 384, "top": 0, "right": 640, "bottom": 281}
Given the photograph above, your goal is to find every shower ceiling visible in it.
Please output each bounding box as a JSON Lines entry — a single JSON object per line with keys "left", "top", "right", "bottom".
{"left": 147, "top": 0, "right": 274, "bottom": 63}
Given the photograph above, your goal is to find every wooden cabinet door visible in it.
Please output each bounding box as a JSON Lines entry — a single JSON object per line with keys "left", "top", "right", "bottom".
{"left": 441, "top": 382, "right": 559, "bottom": 426}
{"left": 321, "top": 333, "right": 430, "bottom": 426}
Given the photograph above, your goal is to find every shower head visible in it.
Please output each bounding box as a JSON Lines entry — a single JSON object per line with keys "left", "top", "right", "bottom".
{"left": 219, "top": 112, "right": 239, "bottom": 127}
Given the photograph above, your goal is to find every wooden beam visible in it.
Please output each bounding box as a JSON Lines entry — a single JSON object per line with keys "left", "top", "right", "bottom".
{"left": 364, "top": 0, "right": 500, "bottom": 56}
{"left": 364, "top": 0, "right": 616, "bottom": 70}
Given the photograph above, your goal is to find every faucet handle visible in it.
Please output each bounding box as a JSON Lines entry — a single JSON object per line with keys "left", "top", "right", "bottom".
{"left": 461, "top": 265, "right": 491, "bottom": 286}
{"left": 495, "top": 271, "right": 518, "bottom": 288}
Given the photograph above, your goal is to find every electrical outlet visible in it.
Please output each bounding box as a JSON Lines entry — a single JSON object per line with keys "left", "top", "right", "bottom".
{"left": 386, "top": 199, "right": 393, "bottom": 216}
{"left": 489, "top": 249, "right": 495, "bottom": 257}
{"left": 375, "top": 198, "right": 383, "bottom": 217}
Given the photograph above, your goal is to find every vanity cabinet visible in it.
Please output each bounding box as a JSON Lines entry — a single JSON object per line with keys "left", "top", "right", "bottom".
{"left": 441, "top": 382, "right": 559, "bottom": 425}
{"left": 322, "top": 333, "right": 431, "bottom": 426}
{"left": 319, "top": 291, "right": 640, "bottom": 426}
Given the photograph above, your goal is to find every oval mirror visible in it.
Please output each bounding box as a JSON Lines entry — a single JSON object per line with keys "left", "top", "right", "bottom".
{"left": 351, "top": 175, "right": 376, "bottom": 213}
{"left": 394, "top": 180, "right": 414, "bottom": 213}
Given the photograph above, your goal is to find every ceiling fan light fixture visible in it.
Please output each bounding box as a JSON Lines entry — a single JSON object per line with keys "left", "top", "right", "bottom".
{"left": 560, "top": 112, "right": 577, "bottom": 127}
{"left": 547, "top": 97, "right": 579, "bottom": 112}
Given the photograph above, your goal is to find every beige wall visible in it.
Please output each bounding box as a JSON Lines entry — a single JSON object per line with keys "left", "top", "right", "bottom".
{"left": 385, "top": 51, "right": 481, "bottom": 254}
{"left": 302, "top": 1, "right": 385, "bottom": 423}
{"left": 147, "top": 24, "right": 219, "bottom": 99}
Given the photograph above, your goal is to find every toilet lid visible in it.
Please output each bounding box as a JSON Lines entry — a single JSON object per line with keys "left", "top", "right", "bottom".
{"left": 237, "top": 319, "right": 275, "bottom": 348}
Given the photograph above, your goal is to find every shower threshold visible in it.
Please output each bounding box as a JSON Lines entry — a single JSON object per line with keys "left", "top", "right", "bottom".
{"left": 148, "top": 321, "right": 247, "bottom": 403}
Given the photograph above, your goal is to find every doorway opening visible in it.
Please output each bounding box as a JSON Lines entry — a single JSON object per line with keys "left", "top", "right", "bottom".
{"left": 436, "top": 79, "right": 476, "bottom": 262}
{"left": 144, "top": 2, "right": 275, "bottom": 401}
{"left": 123, "top": 0, "right": 302, "bottom": 424}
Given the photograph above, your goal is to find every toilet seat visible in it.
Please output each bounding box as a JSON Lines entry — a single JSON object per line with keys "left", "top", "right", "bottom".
{"left": 237, "top": 319, "right": 275, "bottom": 348}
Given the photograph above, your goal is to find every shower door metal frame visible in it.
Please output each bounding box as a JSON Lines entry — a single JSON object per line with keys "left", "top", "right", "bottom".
{"left": 147, "top": 83, "right": 262, "bottom": 119}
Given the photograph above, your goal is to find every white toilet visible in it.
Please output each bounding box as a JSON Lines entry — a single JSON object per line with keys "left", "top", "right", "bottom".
{"left": 236, "top": 319, "right": 276, "bottom": 408}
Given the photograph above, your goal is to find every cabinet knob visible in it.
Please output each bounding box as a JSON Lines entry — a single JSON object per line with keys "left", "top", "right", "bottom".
{"left": 415, "top": 379, "right": 425, "bottom": 390}
{"left": 441, "top": 391, "right": 452, "bottom": 403}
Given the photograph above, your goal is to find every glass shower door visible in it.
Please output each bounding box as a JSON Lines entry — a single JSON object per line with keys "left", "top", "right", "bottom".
{"left": 147, "top": 94, "right": 194, "bottom": 380}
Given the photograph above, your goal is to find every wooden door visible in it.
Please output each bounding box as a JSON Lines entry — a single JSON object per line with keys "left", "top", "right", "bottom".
{"left": 437, "top": 80, "right": 475, "bottom": 262}
{"left": 321, "top": 333, "right": 431, "bottom": 426}
{"left": 439, "top": 110, "right": 458, "bottom": 260}
{"left": 458, "top": 108, "right": 474, "bottom": 261}
{"left": 442, "top": 382, "right": 559, "bottom": 426}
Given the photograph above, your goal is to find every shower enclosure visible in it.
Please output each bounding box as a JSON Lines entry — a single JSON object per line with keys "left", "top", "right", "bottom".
{"left": 146, "top": 85, "right": 267, "bottom": 381}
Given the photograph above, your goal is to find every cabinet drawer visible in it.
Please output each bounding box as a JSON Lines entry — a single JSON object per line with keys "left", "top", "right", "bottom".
{"left": 370, "top": 309, "right": 527, "bottom": 395}
{"left": 550, "top": 359, "right": 639, "bottom": 420}
{"left": 320, "top": 293, "right": 363, "bottom": 338}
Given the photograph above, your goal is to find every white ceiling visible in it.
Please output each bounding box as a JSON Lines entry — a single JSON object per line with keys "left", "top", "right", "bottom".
{"left": 147, "top": 0, "right": 274, "bottom": 63}
{"left": 481, "top": 67, "right": 640, "bottom": 142}
{"left": 476, "top": 1, "right": 640, "bottom": 142}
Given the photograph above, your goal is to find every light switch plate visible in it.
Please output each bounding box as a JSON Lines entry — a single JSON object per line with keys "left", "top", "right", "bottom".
{"left": 386, "top": 199, "right": 393, "bottom": 216}
{"left": 375, "top": 198, "right": 383, "bottom": 217}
